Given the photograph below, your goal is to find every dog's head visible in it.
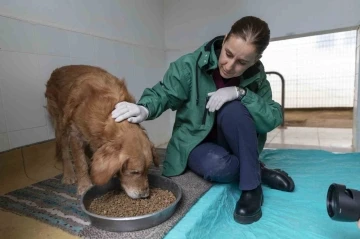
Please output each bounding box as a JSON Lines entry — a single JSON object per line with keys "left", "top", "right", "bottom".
{"left": 90, "top": 129, "right": 160, "bottom": 199}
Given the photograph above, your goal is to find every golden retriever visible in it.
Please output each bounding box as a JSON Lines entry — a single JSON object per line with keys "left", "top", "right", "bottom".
{"left": 45, "top": 65, "right": 159, "bottom": 197}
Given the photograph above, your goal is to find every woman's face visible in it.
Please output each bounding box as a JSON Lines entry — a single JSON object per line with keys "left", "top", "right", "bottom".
{"left": 218, "top": 35, "right": 260, "bottom": 79}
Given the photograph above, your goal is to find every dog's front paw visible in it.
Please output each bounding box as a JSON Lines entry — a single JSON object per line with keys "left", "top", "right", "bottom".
{"left": 77, "top": 182, "right": 92, "bottom": 195}
{"left": 62, "top": 175, "right": 77, "bottom": 185}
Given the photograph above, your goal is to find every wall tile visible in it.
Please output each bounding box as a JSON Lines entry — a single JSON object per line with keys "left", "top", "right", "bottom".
{"left": 0, "top": 16, "right": 37, "bottom": 53}
{"left": 94, "top": 37, "right": 134, "bottom": 64}
{"left": 132, "top": 66, "right": 165, "bottom": 101}
{"left": 0, "top": 133, "right": 10, "bottom": 152}
{"left": 68, "top": 31, "right": 95, "bottom": 59}
{"left": 69, "top": 0, "right": 137, "bottom": 44}
{"left": 140, "top": 110, "right": 171, "bottom": 146}
{"left": 34, "top": 24, "right": 70, "bottom": 56}
{"left": 95, "top": 59, "right": 134, "bottom": 82}
{"left": 70, "top": 57, "right": 97, "bottom": 66}
{"left": 8, "top": 126, "right": 48, "bottom": 149}
{"left": 0, "top": 51, "right": 46, "bottom": 131}
{"left": 131, "top": 0, "right": 165, "bottom": 48}
{"left": 133, "top": 46, "right": 165, "bottom": 68}
{"left": 0, "top": 87, "right": 7, "bottom": 133}
{"left": 0, "top": 51, "right": 38, "bottom": 82}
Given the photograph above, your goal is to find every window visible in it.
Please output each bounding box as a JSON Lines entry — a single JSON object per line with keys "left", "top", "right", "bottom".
{"left": 261, "top": 30, "right": 357, "bottom": 108}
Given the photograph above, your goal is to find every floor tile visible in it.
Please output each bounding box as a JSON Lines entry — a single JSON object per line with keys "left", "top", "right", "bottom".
{"left": 319, "top": 138, "right": 353, "bottom": 149}
{"left": 266, "top": 126, "right": 353, "bottom": 152}
{"left": 0, "top": 148, "right": 36, "bottom": 195}
{"left": 269, "top": 133, "right": 320, "bottom": 146}
{"left": 0, "top": 140, "right": 76, "bottom": 239}
{"left": 0, "top": 210, "right": 79, "bottom": 239}
{"left": 266, "top": 128, "right": 280, "bottom": 142}
{"left": 22, "top": 140, "right": 62, "bottom": 181}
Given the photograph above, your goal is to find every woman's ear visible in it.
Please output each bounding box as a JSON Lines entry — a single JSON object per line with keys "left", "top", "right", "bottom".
{"left": 249, "top": 54, "right": 262, "bottom": 67}
{"left": 90, "top": 142, "right": 123, "bottom": 185}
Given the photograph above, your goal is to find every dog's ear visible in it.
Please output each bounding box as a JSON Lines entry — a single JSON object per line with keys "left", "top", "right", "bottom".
{"left": 140, "top": 126, "right": 160, "bottom": 167}
{"left": 151, "top": 143, "right": 160, "bottom": 167}
{"left": 90, "top": 142, "right": 124, "bottom": 185}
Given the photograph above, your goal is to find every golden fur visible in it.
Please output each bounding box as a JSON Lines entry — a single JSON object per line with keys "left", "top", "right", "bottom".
{"left": 45, "top": 65, "right": 159, "bottom": 197}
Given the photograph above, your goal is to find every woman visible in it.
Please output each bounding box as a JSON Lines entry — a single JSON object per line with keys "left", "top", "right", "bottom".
{"left": 112, "top": 16, "right": 295, "bottom": 224}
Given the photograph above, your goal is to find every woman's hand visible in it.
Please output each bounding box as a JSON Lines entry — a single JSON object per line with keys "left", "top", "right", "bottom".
{"left": 206, "top": 86, "right": 238, "bottom": 112}
{"left": 111, "top": 102, "right": 149, "bottom": 123}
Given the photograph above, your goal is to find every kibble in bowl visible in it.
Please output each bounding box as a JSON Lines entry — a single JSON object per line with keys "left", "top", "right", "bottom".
{"left": 88, "top": 188, "right": 176, "bottom": 217}
{"left": 81, "top": 174, "right": 182, "bottom": 232}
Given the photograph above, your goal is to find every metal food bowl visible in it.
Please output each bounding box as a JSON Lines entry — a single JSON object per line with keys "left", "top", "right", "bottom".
{"left": 80, "top": 174, "right": 182, "bottom": 232}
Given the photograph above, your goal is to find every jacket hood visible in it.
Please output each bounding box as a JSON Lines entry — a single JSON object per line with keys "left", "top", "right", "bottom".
{"left": 197, "top": 35, "right": 223, "bottom": 72}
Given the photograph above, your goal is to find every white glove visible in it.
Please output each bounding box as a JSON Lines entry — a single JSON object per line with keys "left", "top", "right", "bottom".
{"left": 206, "top": 86, "right": 238, "bottom": 112}
{"left": 111, "top": 102, "right": 149, "bottom": 123}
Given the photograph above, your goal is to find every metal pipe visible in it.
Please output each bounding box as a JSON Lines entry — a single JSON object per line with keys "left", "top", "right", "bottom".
{"left": 266, "top": 71, "right": 285, "bottom": 128}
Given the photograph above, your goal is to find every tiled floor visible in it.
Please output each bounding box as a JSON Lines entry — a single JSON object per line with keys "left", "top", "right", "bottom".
{"left": 0, "top": 127, "right": 354, "bottom": 239}
{"left": 265, "top": 126, "right": 353, "bottom": 152}
{"left": 0, "top": 141, "right": 78, "bottom": 239}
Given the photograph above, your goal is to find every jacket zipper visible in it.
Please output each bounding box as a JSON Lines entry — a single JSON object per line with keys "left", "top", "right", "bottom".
{"left": 201, "top": 96, "right": 210, "bottom": 125}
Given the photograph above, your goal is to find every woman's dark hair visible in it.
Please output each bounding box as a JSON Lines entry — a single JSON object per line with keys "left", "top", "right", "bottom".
{"left": 224, "top": 16, "right": 270, "bottom": 55}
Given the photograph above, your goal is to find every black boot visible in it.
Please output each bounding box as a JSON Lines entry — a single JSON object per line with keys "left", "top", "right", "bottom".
{"left": 234, "top": 185, "right": 263, "bottom": 224}
{"left": 260, "top": 163, "right": 295, "bottom": 192}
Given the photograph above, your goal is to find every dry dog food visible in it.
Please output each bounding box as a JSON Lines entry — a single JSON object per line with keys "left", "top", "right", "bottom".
{"left": 88, "top": 188, "right": 176, "bottom": 217}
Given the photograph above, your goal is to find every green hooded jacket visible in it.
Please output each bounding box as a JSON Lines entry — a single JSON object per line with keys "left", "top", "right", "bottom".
{"left": 138, "top": 35, "right": 283, "bottom": 177}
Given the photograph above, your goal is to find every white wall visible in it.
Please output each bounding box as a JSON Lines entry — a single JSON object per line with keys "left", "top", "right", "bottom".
{"left": 164, "top": 0, "right": 360, "bottom": 151}
{"left": 0, "top": 0, "right": 169, "bottom": 151}
{"left": 164, "top": 0, "right": 360, "bottom": 50}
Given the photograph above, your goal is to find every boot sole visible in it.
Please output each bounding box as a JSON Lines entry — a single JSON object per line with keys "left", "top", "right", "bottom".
{"left": 233, "top": 196, "right": 264, "bottom": 224}
{"left": 233, "top": 210, "right": 262, "bottom": 224}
